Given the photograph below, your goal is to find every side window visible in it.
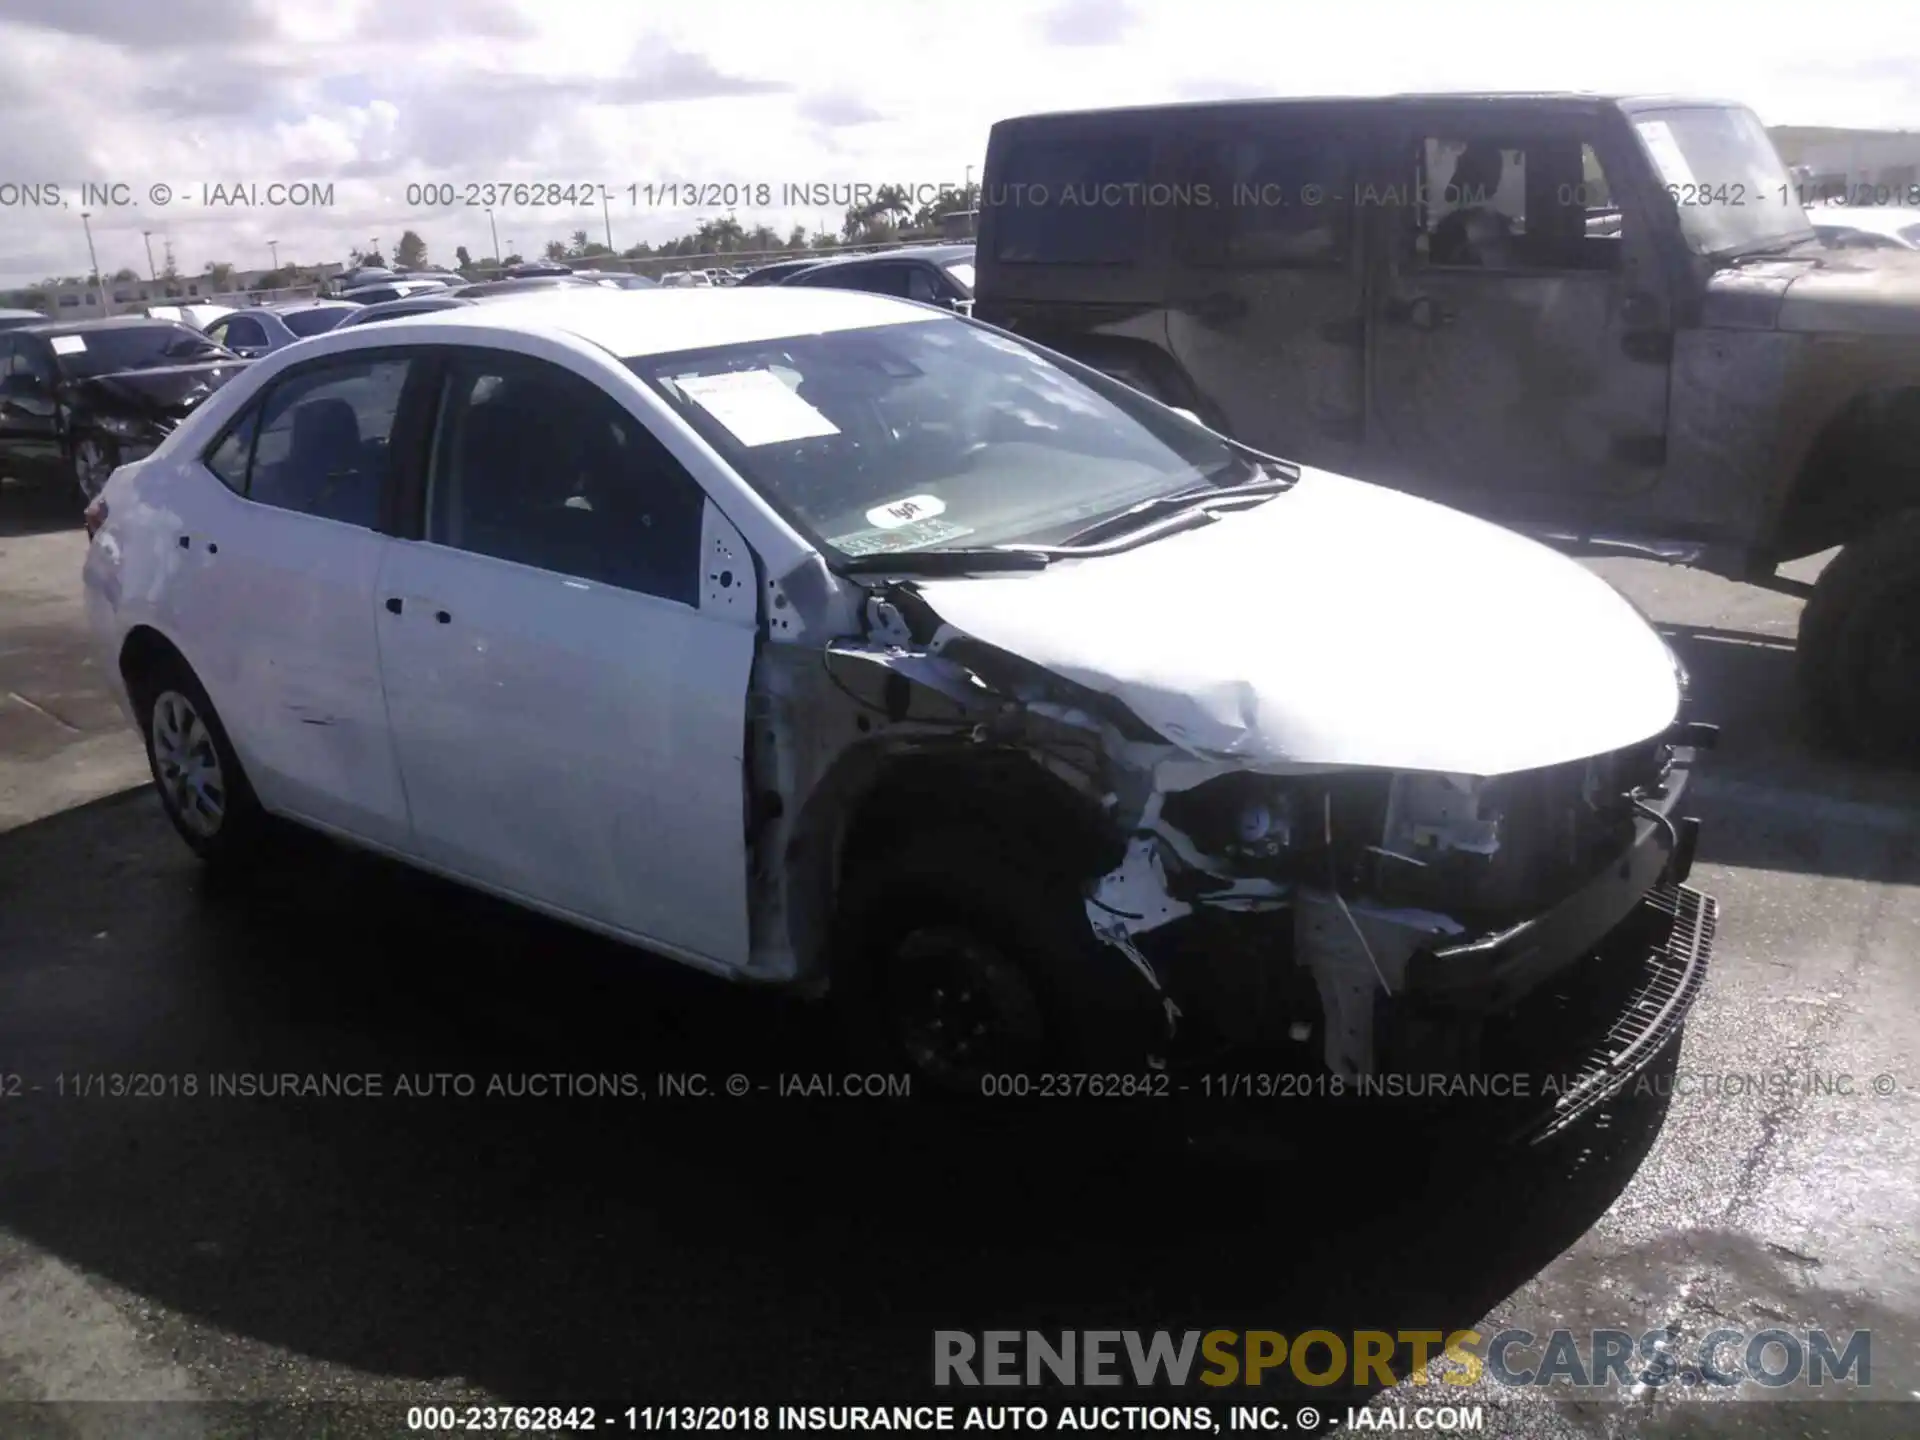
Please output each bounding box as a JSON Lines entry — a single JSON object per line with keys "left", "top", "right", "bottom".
{"left": 992, "top": 131, "right": 1153, "bottom": 264}
{"left": 1176, "top": 129, "right": 1352, "bottom": 266}
{"left": 203, "top": 320, "right": 229, "bottom": 347}
{"left": 202, "top": 403, "right": 261, "bottom": 493}
{"left": 15, "top": 339, "right": 55, "bottom": 385}
{"left": 903, "top": 266, "right": 944, "bottom": 303}
{"left": 1415, "top": 134, "right": 1620, "bottom": 272}
{"left": 246, "top": 357, "right": 412, "bottom": 527}
{"left": 223, "top": 316, "right": 269, "bottom": 349}
{"left": 426, "top": 356, "right": 704, "bottom": 605}
{"left": 0, "top": 337, "right": 16, "bottom": 378}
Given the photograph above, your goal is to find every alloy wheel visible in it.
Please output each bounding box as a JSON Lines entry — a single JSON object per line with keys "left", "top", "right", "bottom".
{"left": 150, "top": 690, "right": 226, "bottom": 838}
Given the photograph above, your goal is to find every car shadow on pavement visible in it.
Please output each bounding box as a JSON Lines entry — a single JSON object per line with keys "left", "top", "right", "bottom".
{"left": 1660, "top": 623, "right": 1920, "bottom": 882}
{"left": 0, "top": 793, "right": 1685, "bottom": 1416}
{"left": 0, "top": 480, "right": 78, "bottom": 539}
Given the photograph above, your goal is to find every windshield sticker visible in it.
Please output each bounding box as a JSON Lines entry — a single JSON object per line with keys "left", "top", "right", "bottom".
{"left": 865, "top": 494, "right": 947, "bottom": 530}
{"left": 50, "top": 335, "right": 86, "bottom": 355}
{"left": 829, "top": 517, "right": 975, "bottom": 556}
{"left": 675, "top": 368, "right": 840, "bottom": 447}
{"left": 1634, "top": 120, "right": 1697, "bottom": 190}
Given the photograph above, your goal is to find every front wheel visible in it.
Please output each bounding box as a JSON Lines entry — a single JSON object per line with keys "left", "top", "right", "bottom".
{"left": 1795, "top": 509, "right": 1920, "bottom": 763}
{"left": 72, "top": 435, "right": 119, "bottom": 503}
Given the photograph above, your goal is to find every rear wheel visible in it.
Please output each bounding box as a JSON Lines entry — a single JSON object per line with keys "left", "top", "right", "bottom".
{"left": 1795, "top": 509, "right": 1920, "bottom": 763}
{"left": 130, "top": 657, "right": 271, "bottom": 865}
{"left": 72, "top": 435, "right": 119, "bottom": 503}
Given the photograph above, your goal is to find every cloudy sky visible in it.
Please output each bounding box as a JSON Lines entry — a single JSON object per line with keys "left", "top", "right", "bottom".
{"left": 3, "top": 0, "right": 1919, "bottom": 288}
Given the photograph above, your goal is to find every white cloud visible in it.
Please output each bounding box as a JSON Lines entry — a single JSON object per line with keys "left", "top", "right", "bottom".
{"left": 3, "top": 0, "right": 1919, "bottom": 286}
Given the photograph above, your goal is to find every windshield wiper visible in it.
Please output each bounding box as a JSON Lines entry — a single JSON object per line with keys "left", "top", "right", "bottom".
{"left": 1052, "top": 477, "right": 1288, "bottom": 548}
{"left": 838, "top": 547, "right": 1052, "bottom": 575}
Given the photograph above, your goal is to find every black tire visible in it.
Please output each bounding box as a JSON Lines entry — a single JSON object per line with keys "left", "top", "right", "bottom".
{"left": 830, "top": 825, "right": 1167, "bottom": 1098}
{"left": 1795, "top": 510, "right": 1920, "bottom": 763}
{"left": 127, "top": 655, "right": 272, "bottom": 866}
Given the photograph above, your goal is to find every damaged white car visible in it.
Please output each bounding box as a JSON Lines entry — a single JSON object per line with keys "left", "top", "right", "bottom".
{"left": 81, "top": 286, "right": 1717, "bottom": 1141}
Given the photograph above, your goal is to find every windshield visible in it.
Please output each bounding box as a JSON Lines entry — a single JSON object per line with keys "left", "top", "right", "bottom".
{"left": 283, "top": 307, "right": 350, "bottom": 337}
{"left": 1631, "top": 106, "right": 1813, "bottom": 257}
{"left": 631, "top": 315, "right": 1260, "bottom": 560}
{"left": 49, "top": 323, "right": 234, "bottom": 377}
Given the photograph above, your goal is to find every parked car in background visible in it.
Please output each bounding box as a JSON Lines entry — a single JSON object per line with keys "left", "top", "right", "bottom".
{"left": 571, "top": 270, "right": 659, "bottom": 289}
{"left": 146, "top": 303, "right": 236, "bottom": 330}
{"left": 781, "top": 244, "right": 974, "bottom": 311}
{"left": 328, "top": 266, "right": 399, "bottom": 295}
{"left": 736, "top": 258, "right": 824, "bottom": 286}
{"left": 503, "top": 261, "right": 574, "bottom": 279}
{"left": 975, "top": 93, "right": 1920, "bottom": 759}
{"left": 398, "top": 270, "right": 470, "bottom": 288}
{"left": 1809, "top": 206, "right": 1920, "bottom": 251}
{"left": 658, "top": 271, "right": 713, "bottom": 288}
{"left": 79, "top": 286, "right": 1715, "bottom": 1137}
{"left": 336, "top": 280, "right": 451, "bottom": 306}
{"left": 1, "top": 316, "right": 244, "bottom": 500}
{"left": 203, "top": 301, "right": 360, "bottom": 357}
{"left": 329, "top": 276, "right": 617, "bottom": 329}
{"left": 0, "top": 308, "right": 48, "bottom": 331}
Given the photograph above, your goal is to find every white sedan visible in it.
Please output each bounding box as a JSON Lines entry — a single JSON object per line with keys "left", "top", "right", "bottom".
{"left": 80, "top": 287, "right": 1714, "bottom": 1116}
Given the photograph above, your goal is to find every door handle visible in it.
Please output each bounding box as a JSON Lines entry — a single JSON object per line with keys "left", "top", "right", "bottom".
{"left": 1384, "top": 296, "right": 1455, "bottom": 330}
{"left": 1188, "top": 291, "right": 1249, "bottom": 324}
{"left": 384, "top": 596, "right": 403, "bottom": 614}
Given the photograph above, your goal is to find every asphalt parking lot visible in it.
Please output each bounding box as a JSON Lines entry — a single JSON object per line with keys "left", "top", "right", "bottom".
{"left": 2, "top": 477, "right": 1917, "bottom": 1437}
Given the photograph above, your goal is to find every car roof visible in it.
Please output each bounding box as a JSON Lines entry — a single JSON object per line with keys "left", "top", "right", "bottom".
{"left": 13, "top": 314, "right": 195, "bottom": 334}
{"left": 794, "top": 245, "right": 973, "bottom": 275}
{"left": 329, "top": 285, "right": 942, "bottom": 357}
{"left": 0, "top": 307, "right": 45, "bottom": 318}
{"left": 994, "top": 92, "right": 1735, "bottom": 128}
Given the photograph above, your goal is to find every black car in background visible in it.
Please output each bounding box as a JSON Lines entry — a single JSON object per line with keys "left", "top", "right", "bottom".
{"left": 736, "top": 258, "right": 823, "bottom": 286}
{"left": 777, "top": 244, "right": 974, "bottom": 309}
{"left": 0, "top": 317, "right": 245, "bottom": 501}
{"left": 0, "top": 308, "right": 47, "bottom": 332}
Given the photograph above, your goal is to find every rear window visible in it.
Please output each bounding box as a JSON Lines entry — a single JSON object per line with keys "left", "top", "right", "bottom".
{"left": 990, "top": 131, "right": 1153, "bottom": 265}
{"left": 284, "top": 308, "right": 349, "bottom": 337}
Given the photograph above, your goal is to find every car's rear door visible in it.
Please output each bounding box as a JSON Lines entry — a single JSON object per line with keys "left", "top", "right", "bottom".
{"left": 0, "top": 336, "right": 68, "bottom": 484}
{"left": 174, "top": 347, "right": 431, "bottom": 849}
{"left": 373, "top": 343, "right": 759, "bottom": 971}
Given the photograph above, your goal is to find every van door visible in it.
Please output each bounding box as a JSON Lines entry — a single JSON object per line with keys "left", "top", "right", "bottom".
{"left": 1362, "top": 109, "right": 1674, "bottom": 526}
{"left": 1164, "top": 113, "right": 1368, "bottom": 471}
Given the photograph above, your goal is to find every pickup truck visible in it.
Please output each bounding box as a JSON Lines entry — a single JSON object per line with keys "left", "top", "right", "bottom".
{"left": 973, "top": 94, "right": 1920, "bottom": 760}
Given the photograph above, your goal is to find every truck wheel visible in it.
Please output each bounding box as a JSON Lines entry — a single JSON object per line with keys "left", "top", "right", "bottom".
{"left": 1795, "top": 509, "right": 1920, "bottom": 762}
{"left": 831, "top": 825, "right": 1165, "bottom": 1096}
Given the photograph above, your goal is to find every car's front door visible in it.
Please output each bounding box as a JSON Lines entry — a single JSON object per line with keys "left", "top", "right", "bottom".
{"left": 176, "top": 348, "right": 426, "bottom": 848}
{"left": 1163, "top": 112, "right": 1369, "bottom": 470}
{"left": 1362, "top": 109, "right": 1675, "bottom": 526}
{"left": 374, "top": 346, "right": 759, "bottom": 970}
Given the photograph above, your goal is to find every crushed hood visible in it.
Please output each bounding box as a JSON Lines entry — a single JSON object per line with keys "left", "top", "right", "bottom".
{"left": 913, "top": 470, "right": 1681, "bottom": 777}
{"left": 70, "top": 361, "right": 247, "bottom": 419}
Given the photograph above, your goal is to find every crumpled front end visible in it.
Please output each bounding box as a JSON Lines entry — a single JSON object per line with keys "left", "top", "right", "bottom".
{"left": 756, "top": 574, "right": 1718, "bottom": 1142}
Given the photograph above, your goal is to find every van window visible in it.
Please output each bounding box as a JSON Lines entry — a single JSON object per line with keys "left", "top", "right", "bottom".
{"left": 1176, "top": 131, "right": 1352, "bottom": 266}
{"left": 991, "top": 132, "right": 1152, "bottom": 265}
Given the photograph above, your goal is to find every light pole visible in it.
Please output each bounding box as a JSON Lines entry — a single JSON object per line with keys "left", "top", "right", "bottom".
{"left": 79, "top": 211, "right": 103, "bottom": 314}
{"left": 486, "top": 207, "right": 500, "bottom": 265}
{"left": 142, "top": 230, "right": 157, "bottom": 281}
{"left": 603, "top": 192, "right": 614, "bottom": 254}
{"left": 371, "top": 238, "right": 380, "bottom": 264}
{"left": 268, "top": 239, "right": 279, "bottom": 271}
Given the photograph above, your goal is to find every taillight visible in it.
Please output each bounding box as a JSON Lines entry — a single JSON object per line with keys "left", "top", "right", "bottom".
{"left": 83, "top": 498, "right": 108, "bottom": 539}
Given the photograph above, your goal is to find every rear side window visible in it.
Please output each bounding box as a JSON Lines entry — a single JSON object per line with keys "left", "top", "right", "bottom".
{"left": 245, "top": 357, "right": 413, "bottom": 527}
{"left": 284, "top": 308, "right": 348, "bottom": 337}
{"left": 991, "top": 132, "right": 1153, "bottom": 264}
{"left": 223, "top": 316, "right": 269, "bottom": 349}
{"left": 1176, "top": 130, "right": 1353, "bottom": 267}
